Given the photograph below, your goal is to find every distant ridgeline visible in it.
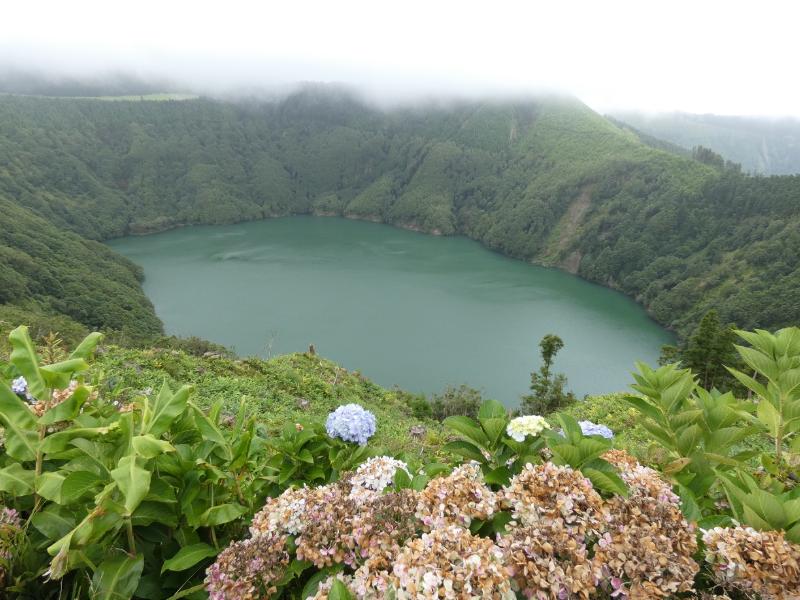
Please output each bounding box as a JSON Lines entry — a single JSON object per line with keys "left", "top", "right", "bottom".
{"left": 0, "top": 87, "right": 798, "bottom": 342}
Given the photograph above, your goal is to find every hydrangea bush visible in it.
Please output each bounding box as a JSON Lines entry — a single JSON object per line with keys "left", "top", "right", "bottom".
{"left": 206, "top": 451, "right": 725, "bottom": 599}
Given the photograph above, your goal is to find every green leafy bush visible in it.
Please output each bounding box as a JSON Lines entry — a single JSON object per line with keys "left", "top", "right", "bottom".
{"left": 442, "top": 400, "right": 625, "bottom": 495}
{"left": 0, "top": 326, "right": 272, "bottom": 597}
{"left": 626, "top": 326, "right": 800, "bottom": 537}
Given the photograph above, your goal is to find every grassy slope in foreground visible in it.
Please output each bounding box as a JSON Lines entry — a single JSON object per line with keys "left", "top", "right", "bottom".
{"left": 94, "top": 344, "right": 444, "bottom": 457}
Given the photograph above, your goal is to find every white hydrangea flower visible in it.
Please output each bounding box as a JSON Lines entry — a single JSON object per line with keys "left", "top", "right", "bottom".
{"left": 506, "top": 415, "right": 550, "bottom": 442}
{"left": 349, "top": 456, "right": 410, "bottom": 501}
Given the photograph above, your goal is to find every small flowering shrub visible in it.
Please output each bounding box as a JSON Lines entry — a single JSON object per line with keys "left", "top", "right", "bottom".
{"left": 207, "top": 449, "right": 717, "bottom": 599}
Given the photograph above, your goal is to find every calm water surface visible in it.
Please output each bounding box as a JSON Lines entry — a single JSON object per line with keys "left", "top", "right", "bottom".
{"left": 109, "top": 217, "right": 672, "bottom": 406}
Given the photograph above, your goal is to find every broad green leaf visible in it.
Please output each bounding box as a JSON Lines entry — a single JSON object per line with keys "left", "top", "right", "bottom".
{"left": 555, "top": 413, "right": 582, "bottom": 442}
{"left": 110, "top": 455, "right": 151, "bottom": 515}
{"left": 583, "top": 467, "right": 628, "bottom": 496}
{"left": 0, "top": 380, "right": 37, "bottom": 460}
{"left": 484, "top": 466, "right": 511, "bottom": 486}
{"left": 742, "top": 505, "right": 773, "bottom": 531}
{"left": 302, "top": 567, "right": 342, "bottom": 600}
{"left": 677, "top": 424, "right": 703, "bottom": 456}
{"left": 9, "top": 325, "right": 46, "bottom": 399}
{"left": 0, "top": 463, "right": 35, "bottom": 495}
{"left": 478, "top": 399, "right": 507, "bottom": 420}
{"left": 90, "top": 554, "right": 144, "bottom": 600}
{"left": 477, "top": 400, "right": 508, "bottom": 445}
{"left": 443, "top": 416, "right": 489, "bottom": 447}
{"left": 423, "top": 463, "right": 451, "bottom": 478}
{"left": 329, "top": 580, "right": 354, "bottom": 600}
{"left": 144, "top": 382, "right": 193, "bottom": 438}
{"left": 783, "top": 498, "right": 800, "bottom": 524}
{"left": 40, "top": 359, "right": 88, "bottom": 389}
{"left": 576, "top": 437, "right": 611, "bottom": 463}
{"left": 31, "top": 506, "right": 76, "bottom": 540}
{"left": 727, "top": 367, "right": 769, "bottom": 400}
{"left": 411, "top": 474, "right": 429, "bottom": 491}
{"left": 787, "top": 521, "right": 800, "bottom": 544}
{"left": 676, "top": 484, "right": 701, "bottom": 522}
{"left": 756, "top": 400, "right": 781, "bottom": 437}
{"left": 491, "top": 511, "right": 513, "bottom": 534}
{"left": 69, "top": 332, "right": 103, "bottom": 361}
{"left": 36, "top": 471, "right": 65, "bottom": 502}
{"left": 39, "top": 385, "right": 90, "bottom": 425}
{"left": 548, "top": 443, "right": 581, "bottom": 467}
{"left": 61, "top": 471, "right": 104, "bottom": 504}
{"left": 623, "top": 395, "right": 663, "bottom": 422}
{"left": 189, "top": 401, "right": 229, "bottom": 452}
{"left": 736, "top": 346, "right": 780, "bottom": 383}
{"left": 131, "top": 434, "right": 175, "bottom": 459}
{"left": 748, "top": 489, "right": 787, "bottom": 528}
{"left": 393, "top": 467, "right": 412, "bottom": 490}
{"left": 443, "top": 440, "right": 485, "bottom": 463}
{"left": 132, "top": 501, "right": 178, "bottom": 528}
{"left": 40, "top": 424, "right": 119, "bottom": 454}
{"left": 199, "top": 503, "right": 247, "bottom": 526}
{"left": 161, "top": 543, "right": 217, "bottom": 573}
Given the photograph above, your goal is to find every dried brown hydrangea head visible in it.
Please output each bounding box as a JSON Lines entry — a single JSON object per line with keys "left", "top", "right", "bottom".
{"left": 205, "top": 530, "right": 289, "bottom": 600}
{"left": 703, "top": 525, "right": 800, "bottom": 599}
{"left": 593, "top": 462, "right": 698, "bottom": 598}
{"left": 391, "top": 525, "right": 515, "bottom": 599}
{"left": 250, "top": 486, "right": 311, "bottom": 537}
{"left": 601, "top": 449, "right": 640, "bottom": 472}
{"left": 499, "top": 520, "right": 595, "bottom": 599}
{"left": 295, "top": 481, "right": 358, "bottom": 569}
{"left": 351, "top": 488, "right": 420, "bottom": 570}
{"left": 416, "top": 463, "right": 497, "bottom": 529}
{"left": 500, "top": 462, "right": 604, "bottom": 537}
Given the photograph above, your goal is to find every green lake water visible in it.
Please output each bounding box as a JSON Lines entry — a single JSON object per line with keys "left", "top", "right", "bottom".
{"left": 109, "top": 216, "right": 672, "bottom": 407}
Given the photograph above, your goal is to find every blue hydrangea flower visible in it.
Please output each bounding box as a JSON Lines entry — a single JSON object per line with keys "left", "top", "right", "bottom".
{"left": 11, "top": 376, "right": 27, "bottom": 395}
{"left": 325, "top": 403, "right": 376, "bottom": 445}
{"left": 578, "top": 420, "right": 614, "bottom": 439}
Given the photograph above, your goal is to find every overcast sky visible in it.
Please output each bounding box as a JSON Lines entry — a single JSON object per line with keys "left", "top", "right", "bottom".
{"left": 2, "top": 0, "right": 798, "bottom": 116}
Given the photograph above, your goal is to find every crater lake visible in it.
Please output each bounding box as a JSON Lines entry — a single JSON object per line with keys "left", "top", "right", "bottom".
{"left": 109, "top": 216, "right": 672, "bottom": 406}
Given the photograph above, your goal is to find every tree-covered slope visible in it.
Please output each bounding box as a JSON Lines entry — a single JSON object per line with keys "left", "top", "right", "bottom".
{"left": 1, "top": 88, "right": 799, "bottom": 339}
{"left": 0, "top": 196, "right": 160, "bottom": 340}
{"left": 611, "top": 110, "right": 800, "bottom": 175}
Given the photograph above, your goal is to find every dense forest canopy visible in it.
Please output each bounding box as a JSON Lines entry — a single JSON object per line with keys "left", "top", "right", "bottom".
{"left": 1, "top": 87, "right": 799, "bottom": 341}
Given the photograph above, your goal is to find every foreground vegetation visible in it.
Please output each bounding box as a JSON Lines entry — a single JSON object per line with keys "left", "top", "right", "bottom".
{"left": 1, "top": 89, "right": 800, "bottom": 342}
{"left": 1, "top": 324, "right": 799, "bottom": 598}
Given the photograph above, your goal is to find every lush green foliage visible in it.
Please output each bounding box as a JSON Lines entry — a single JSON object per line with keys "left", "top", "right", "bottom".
{"left": 0, "top": 326, "right": 438, "bottom": 598}
{"left": 442, "top": 400, "right": 626, "bottom": 495}
{"left": 2, "top": 90, "right": 800, "bottom": 339}
{"left": 625, "top": 327, "right": 800, "bottom": 541}
{"left": 660, "top": 309, "right": 743, "bottom": 391}
{"left": 0, "top": 326, "right": 271, "bottom": 597}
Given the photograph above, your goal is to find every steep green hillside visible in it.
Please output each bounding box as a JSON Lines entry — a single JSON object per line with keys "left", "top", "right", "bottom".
{"left": 1, "top": 88, "right": 799, "bottom": 340}
{"left": 612, "top": 110, "right": 800, "bottom": 175}
{"left": 0, "top": 197, "right": 160, "bottom": 341}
